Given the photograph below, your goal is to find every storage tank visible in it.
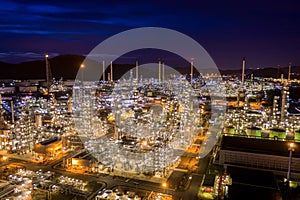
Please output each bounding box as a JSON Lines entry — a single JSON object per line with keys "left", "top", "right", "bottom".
{"left": 286, "top": 132, "right": 294, "bottom": 140}
{"left": 261, "top": 130, "right": 269, "bottom": 138}
{"left": 295, "top": 130, "right": 300, "bottom": 141}
{"left": 246, "top": 126, "right": 261, "bottom": 137}
{"left": 269, "top": 128, "right": 286, "bottom": 140}
{"left": 35, "top": 114, "right": 42, "bottom": 128}
{"left": 224, "top": 126, "right": 235, "bottom": 135}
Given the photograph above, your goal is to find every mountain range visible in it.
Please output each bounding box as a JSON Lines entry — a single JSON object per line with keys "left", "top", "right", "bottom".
{"left": 0, "top": 55, "right": 299, "bottom": 80}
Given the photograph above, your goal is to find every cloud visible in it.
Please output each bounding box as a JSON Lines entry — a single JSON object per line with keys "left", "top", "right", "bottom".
{"left": 27, "top": 4, "right": 80, "bottom": 14}
{"left": 0, "top": 0, "right": 18, "bottom": 11}
{"left": 0, "top": 0, "right": 299, "bottom": 66}
{"left": 0, "top": 52, "right": 59, "bottom": 63}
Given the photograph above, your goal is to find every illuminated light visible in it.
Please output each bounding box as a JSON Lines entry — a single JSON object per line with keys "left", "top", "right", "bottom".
{"left": 162, "top": 182, "right": 168, "bottom": 188}
{"left": 142, "top": 140, "right": 148, "bottom": 146}
{"left": 72, "top": 159, "right": 78, "bottom": 165}
{"left": 80, "top": 64, "right": 85, "bottom": 68}
{"left": 45, "top": 54, "right": 49, "bottom": 58}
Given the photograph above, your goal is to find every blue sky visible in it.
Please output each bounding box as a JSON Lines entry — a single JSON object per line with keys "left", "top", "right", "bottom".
{"left": 0, "top": 0, "right": 299, "bottom": 69}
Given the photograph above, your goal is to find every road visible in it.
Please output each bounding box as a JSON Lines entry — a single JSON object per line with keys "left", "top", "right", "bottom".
{"left": 1, "top": 143, "right": 212, "bottom": 200}
{"left": 2, "top": 140, "right": 212, "bottom": 200}
{"left": 2, "top": 155, "right": 208, "bottom": 200}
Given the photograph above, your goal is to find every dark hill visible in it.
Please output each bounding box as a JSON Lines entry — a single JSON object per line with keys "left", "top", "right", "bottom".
{"left": 220, "top": 67, "right": 300, "bottom": 79}
{"left": 0, "top": 55, "right": 137, "bottom": 80}
{"left": 0, "top": 54, "right": 85, "bottom": 79}
{"left": 0, "top": 55, "right": 299, "bottom": 80}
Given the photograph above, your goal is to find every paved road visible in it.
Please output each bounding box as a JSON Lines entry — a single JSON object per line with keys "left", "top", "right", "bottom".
{"left": 4, "top": 147, "right": 211, "bottom": 200}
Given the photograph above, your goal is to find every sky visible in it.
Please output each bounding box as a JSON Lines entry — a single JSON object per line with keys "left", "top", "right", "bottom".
{"left": 0, "top": 0, "right": 299, "bottom": 69}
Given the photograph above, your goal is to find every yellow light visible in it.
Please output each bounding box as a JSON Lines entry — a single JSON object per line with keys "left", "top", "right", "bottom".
{"left": 2, "top": 156, "right": 7, "bottom": 161}
{"left": 80, "top": 64, "right": 84, "bottom": 68}
{"left": 45, "top": 54, "right": 49, "bottom": 58}
{"left": 289, "top": 143, "right": 295, "bottom": 149}
{"left": 142, "top": 140, "right": 148, "bottom": 146}
{"left": 72, "top": 159, "right": 78, "bottom": 165}
{"left": 162, "top": 182, "right": 168, "bottom": 188}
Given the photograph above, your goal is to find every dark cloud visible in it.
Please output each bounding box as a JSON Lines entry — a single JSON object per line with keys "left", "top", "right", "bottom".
{"left": 0, "top": 51, "right": 59, "bottom": 63}
{"left": 0, "top": 0, "right": 299, "bottom": 68}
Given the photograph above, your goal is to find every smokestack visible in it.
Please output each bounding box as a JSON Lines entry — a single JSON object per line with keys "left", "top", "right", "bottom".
{"left": 242, "top": 57, "right": 245, "bottom": 84}
{"left": 280, "top": 86, "right": 289, "bottom": 124}
{"left": 110, "top": 61, "right": 113, "bottom": 81}
{"left": 10, "top": 100, "right": 14, "bottom": 124}
{"left": 80, "top": 64, "right": 84, "bottom": 83}
{"left": 136, "top": 59, "right": 139, "bottom": 82}
{"left": 68, "top": 97, "right": 72, "bottom": 113}
{"left": 45, "top": 54, "right": 51, "bottom": 91}
{"left": 102, "top": 60, "right": 105, "bottom": 81}
{"left": 288, "top": 62, "right": 292, "bottom": 82}
{"left": 158, "top": 59, "right": 161, "bottom": 83}
{"left": 162, "top": 62, "right": 165, "bottom": 83}
{"left": 35, "top": 114, "right": 42, "bottom": 128}
{"left": 191, "top": 58, "right": 194, "bottom": 80}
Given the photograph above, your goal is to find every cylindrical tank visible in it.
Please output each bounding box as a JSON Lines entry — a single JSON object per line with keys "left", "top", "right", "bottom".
{"left": 224, "top": 126, "right": 235, "bottom": 135}
{"left": 295, "top": 130, "right": 300, "bottom": 141}
{"left": 286, "top": 132, "right": 294, "bottom": 140}
{"left": 68, "top": 97, "right": 72, "bottom": 113}
{"left": 261, "top": 130, "right": 269, "bottom": 138}
{"left": 35, "top": 114, "right": 42, "bottom": 128}
{"left": 269, "top": 128, "right": 286, "bottom": 140}
{"left": 246, "top": 126, "right": 262, "bottom": 137}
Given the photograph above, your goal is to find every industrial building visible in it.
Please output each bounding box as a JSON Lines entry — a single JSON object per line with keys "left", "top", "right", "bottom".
{"left": 33, "top": 137, "right": 62, "bottom": 161}
{"left": 218, "top": 136, "right": 300, "bottom": 179}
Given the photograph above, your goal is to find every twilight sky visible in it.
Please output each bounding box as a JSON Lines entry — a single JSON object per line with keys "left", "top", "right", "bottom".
{"left": 0, "top": 0, "right": 299, "bottom": 69}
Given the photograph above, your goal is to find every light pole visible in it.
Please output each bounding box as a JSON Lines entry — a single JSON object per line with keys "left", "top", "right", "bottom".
{"left": 45, "top": 54, "right": 50, "bottom": 91}
{"left": 287, "top": 142, "right": 295, "bottom": 181}
{"left": 190, "top": 58, "right": 194, "bottom": 81}
{"left": 162, "top": 182, "right": 168, "bottom": 194}
{"left": 80, "top": 64, "right": 84, "bottom": 85}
